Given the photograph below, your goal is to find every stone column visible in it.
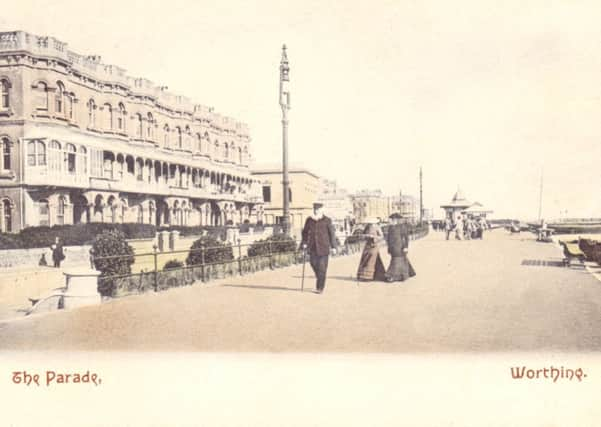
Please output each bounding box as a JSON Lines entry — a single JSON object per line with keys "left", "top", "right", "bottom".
{"left": 62, "top": 268, "right": 102, "bottom": 309}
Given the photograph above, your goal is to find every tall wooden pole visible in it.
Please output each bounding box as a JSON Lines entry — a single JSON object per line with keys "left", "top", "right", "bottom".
{"left": 538, "top": 168, "right": 543, "bottom": 221}
{"left": 419, "top": 166, "right": 423, "bottom": 223}
{"left": 279, "top": 45, "right": 291, "bottom": 235}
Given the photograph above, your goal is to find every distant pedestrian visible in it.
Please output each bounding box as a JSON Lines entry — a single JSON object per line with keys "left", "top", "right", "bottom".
{"left": 301, "top": 202, "right": 338, "bottom": 294}
{"left": 455, "top": 216, "right": 464, "bottom": 240}
{"left": 444, "top": 217, "right": 453, "bottom": 240}
{"left": 51, "top": 237, "right": 65, "bottom": 268}
{"left": 385, "top": 213, "right": 416, "bottom": 282}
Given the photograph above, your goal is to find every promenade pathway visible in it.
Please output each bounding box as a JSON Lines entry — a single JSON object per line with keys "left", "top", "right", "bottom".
{"left": 2, "top": 229, "right": 601, "bottom": 352}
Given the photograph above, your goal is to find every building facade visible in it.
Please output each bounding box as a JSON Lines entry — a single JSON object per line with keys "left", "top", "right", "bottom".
{"left": 0, "top": 31, "right": 264, "bottom": 232}
{"left": 251, "top": 166, "right": 321, "bottom": 234}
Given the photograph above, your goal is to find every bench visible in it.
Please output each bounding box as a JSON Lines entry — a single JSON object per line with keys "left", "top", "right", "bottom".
{"left": 559, "top": 240, "right": 586, "bottom": 267}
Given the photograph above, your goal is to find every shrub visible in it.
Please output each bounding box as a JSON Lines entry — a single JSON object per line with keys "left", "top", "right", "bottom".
{"left": 185, "top": 235, "right": 234, "bottom": 266}
{"left": 247, "top": 234, "right": 297, "bottom": 257}
{"left": 92, "top": 229, "right": 135, "bottom": 297}
{"left": 163, "top": 259, "right": 184, "bottom": 271}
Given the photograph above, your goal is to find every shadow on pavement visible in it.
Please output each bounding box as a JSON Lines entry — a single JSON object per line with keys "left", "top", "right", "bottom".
{"left": 220, "top": 284, "right": 303, "bottom": 293}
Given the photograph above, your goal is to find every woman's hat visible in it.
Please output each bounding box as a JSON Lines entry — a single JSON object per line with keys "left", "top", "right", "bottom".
{"left": 389, "top": 213, "right": 402, "bottom": 219}
{"left": 313, "top": 202, "right": 324, "bottom": 209}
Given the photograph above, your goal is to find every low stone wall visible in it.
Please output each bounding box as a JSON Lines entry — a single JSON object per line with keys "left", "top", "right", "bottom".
{"left": 0, "top": 245, "right": 92, "bottom": 269}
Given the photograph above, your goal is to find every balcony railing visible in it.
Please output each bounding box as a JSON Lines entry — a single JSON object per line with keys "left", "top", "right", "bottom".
{"left": 24, "top": 164, "right": 261, "bottom": 203}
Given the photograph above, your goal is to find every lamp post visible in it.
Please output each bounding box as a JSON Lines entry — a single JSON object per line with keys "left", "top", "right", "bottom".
{"left": 279, "top": 44, "right": 291, "bottom": 235}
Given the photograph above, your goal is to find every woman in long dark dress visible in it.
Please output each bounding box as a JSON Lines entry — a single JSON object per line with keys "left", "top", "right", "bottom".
{"left": 385, "top": 214, "right": 416, "bottom": 282}
{"left": 356, "top": 222, "right": 387, "bottom": 281}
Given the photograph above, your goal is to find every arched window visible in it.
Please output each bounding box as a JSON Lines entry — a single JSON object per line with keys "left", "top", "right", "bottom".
{"left": 65, "top": 92, "right": 74, "bottom": 120}
{"left": 1, "top": 137, "right": 10, "bottom": 171}
{"left": 104, "top": 103, "right": 113, "bottom": 130}
{"left": 57, "top": 196, "right": 66, "bottom": 225}
{"left": 0, "top": 79, "right": 9, "bottom": 109}
{"left": 27, "top": 140, "right": 46, "bottom": 166}
{"left": 136, "top": 113, "right": 143, "bottom": 138}
{"left": 79, "top": 146, "right": 87, "bottom": 174}
{"left": 39, "top": 199, "right": 49, "bottom": 226}
{"left": 88, "top": 99, "right": 96, "bottom": 128}
{"left": 176, "top": 127, "right": 182, "bottom": 149}
{"left": 65, "top": 143, "right": 76, "bottom": 174}
{"left": 196, "top": 134, "right": 202, "bottom": 152}
{"left": 148, "top": 201, "right": 155, "bottom": 225}
{"left": 224, "top": 142, "right": 229, "bottom": 160}
{"left": 238, "top": 147, "right": 242, "bottom": 164}
{"left": 55, "top": 82, "right": 65, "bottom": 115}
{"left": 117, "top": 103, "right": 126, "bottom": 131}
{"left": 107, "top": 196, "right": 116, "bottom": 223}
{"left": 185, "top": 126, "right": 191, "bottom": 150}
{"left": 137, "top": 205, "right": 144, "bottom": 224}
{"left": 2, "top": 199, "right": 12, "bottom": 232}
{"left": 136, "top": 158, "right": 143, "bottom": 181}
{"left": 147, "top": 113, "right": 153, "bottom": 140}
{"left": 120, "top": 198, "right": 127, "bottom": 222}
{"left": 163, "top": 125, "right": 170, "bottom": 148}
{"left": 34, "top": 81, "right": 48, "bottom": 111}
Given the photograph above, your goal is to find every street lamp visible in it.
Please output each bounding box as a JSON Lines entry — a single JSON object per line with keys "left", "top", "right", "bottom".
{"left": 279, "top": 44, "right": 291, "bottom": 235}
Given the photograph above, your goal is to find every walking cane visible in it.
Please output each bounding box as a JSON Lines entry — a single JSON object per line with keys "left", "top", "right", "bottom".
{"left": 301, "top": 245, "right": 307, "bottom": 292}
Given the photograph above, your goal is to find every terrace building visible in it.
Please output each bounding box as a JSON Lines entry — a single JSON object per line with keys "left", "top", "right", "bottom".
{"left": 0, "top": 31, "right": 264, "bottom": 232}
{"left": 251, "top": 165, "right": 321, "bottom": 234}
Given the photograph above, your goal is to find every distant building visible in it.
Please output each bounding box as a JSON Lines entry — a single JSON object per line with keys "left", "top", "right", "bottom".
{"left": 317, "top": 178, "right": 353, "bottom": 229}
{"left": 351, "top": 190, "right": 394, "bottom": 223}
{"left": 251, "top": 165, "right": 321, "bottom": 233}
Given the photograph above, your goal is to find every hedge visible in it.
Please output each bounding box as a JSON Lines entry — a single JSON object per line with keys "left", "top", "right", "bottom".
{"left": 0, "top": 223, "right": 156, "bottom": 250}
{"left": 247, "top": 233, "right": 297, "bottom": 257}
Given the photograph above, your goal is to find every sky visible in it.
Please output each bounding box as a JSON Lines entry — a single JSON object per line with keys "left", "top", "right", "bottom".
{"left": 2, "top": 0, "right": 601, "bottom": 219}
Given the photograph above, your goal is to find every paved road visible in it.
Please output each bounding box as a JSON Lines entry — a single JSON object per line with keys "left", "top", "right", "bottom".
{"left": 2, "top": 229, "right": 601, "bottom": 352}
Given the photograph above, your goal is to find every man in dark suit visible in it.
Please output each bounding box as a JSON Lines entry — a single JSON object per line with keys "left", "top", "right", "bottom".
{"left": 301, "top": 202, "right": 338, "bottom": 294}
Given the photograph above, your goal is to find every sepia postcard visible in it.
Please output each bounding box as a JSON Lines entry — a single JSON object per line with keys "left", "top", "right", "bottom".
{"left": 1, "top": 1, "right": 601, "bottom": 425}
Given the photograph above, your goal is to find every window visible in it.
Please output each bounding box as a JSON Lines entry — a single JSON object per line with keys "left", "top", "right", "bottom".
{"left": 27, "top": 140, "right": 46, "bottom": 166}
{"left": 55, "top": 82, "right": 65, "bottom": 115}
{"left": 35, "top": 82, "right": 48, "bottom": 110}
{"left": 224, "top": 143, "right": 229, "bottom": 160}
{"left": 65, "top": 93, "right": 73, "bottom": 120}
{"left": 147, "top": 113, "right": 153, "bottom": 139}
{"left": 88, "top": 99, "right": 96, "bottom": 127}
{"left": 163, "top": 125, "right": 170, "bottom": 147}
{"left": 262, "top": 186, "right": 271, "bottom": 203}
{"left": 57, "top": 196, "right": 65, "bottom": 225}
{"left": 238, "top": 147, "right": 242, "bottom": 164}
{"left": 79, "top": 146, "right": 87, "bottom": 174}
{"left": 65, "top": 144, "right": 76, "bottom": 174}
{"left": 196, "top": 134, "right": 202, "bottom": 152}
{"left": 288, "top": 188, "right": 292, "bottom": 203}
{"left": 39, "top": 199, "right": 49, "bottom": 226}
{"left": 117, "top": 103, "right": 126, "bottom": 131}
{"left": 1, "top": 138, "right": 10, "bottom": 171}
{"left": 2, "top": 199, "right": 12, "bottom": 232}
{"left": 137, "top": 206, "right": 143, "bottom": 224}
{"left": 104, "top": 103, "right": 113, "bottom": 130}
{"left": 136, "top": 113, "right": 143, "bottom": 138}
{"left": 1, "top": 79, "right": 10, "bottom": 109}
{"left": 136, "top": 158, "right": 143, "bottom": 181}
{"left": 176, "top": 127, "right": 182, "bottom": 149}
